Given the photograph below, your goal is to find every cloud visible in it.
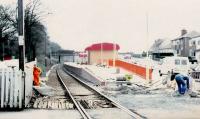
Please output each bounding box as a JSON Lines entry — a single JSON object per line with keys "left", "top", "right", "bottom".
{"left": 2, "top": 0, "right": 200, "bottom": 53}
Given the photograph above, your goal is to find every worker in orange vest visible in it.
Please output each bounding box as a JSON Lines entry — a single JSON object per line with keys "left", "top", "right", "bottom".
{"left": 33, "top": 64, "right": 42, "bottom": 86}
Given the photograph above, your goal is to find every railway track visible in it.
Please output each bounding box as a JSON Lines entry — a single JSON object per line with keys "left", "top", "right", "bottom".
{"left": 56, "top": 65, "right": 146, "bottom": 119}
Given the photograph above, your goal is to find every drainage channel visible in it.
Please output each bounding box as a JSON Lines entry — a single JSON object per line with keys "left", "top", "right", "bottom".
{"left": 59, "top": 65, "right": 146, "bottom": 119}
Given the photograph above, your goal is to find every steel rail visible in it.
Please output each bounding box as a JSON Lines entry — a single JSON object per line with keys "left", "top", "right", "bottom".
{"left": 56, "top": 69, "right": 92, "bottom": 119}
{"left": 62, "top": 66, "right": 147, "bottom": 119}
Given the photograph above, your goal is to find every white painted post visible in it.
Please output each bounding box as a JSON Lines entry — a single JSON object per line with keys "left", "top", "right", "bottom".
{"left": 9, "top": 70, "right": 14, "bottom": 108}
{"left": 14, "top": 69, "right": 18, "bottom": 108}
{"left": 1, "top": 69, "right": 5, "bottom": 108}
{"left": 5, "top": 68, "right": 9, "bottom": 106}
{"left": 18, "top": 70, "right": 22, "bottom": 108}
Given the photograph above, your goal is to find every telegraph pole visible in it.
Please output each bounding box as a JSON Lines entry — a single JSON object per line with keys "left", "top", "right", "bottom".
{"left": 18, "top": 0, "right": 25, "bottom": 108}
{"left": 18, "top": 0, "right": 25, "bottom": 71}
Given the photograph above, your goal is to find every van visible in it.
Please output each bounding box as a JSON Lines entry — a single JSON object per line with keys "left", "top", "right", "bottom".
{"left": 159, "top": 56, "right": 190, "bottom": 76}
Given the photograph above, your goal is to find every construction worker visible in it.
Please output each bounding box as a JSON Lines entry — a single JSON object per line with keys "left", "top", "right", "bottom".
{"left": 174, "top": 74, "right": 189, "bottom": 94}
{"left": 170, "top": 73, "right": 193, "bottom": 95}
{"left": 33, "top": 64, "right": 42, "bottom": 86}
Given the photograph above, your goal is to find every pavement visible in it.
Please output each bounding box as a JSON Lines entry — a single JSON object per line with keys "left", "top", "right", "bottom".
{"left": 80, "top": 62, "right": 200, "bottom": 118}
{"left": 97, "top": 68, "right": 200, "bottom": 119}
{"left": 0, "top": 109, "right": 81, "bottom": 119}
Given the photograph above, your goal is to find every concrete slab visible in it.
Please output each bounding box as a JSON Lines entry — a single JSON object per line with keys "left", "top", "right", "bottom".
{"left": 87, "top": 108, "right": 133, "bottom": 119}
{"left": 0, "top": 109, "right": 81, "bottom": 119}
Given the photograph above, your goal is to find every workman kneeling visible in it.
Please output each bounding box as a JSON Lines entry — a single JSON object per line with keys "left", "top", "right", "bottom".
{"left": 33, "top": 64, "right": 42, "bottom": 86}
{"left": 170, "top": 73, "right": 194, "bottom": 95}
{"left": 174, "top": 73, "right": 191, "bottom": 94}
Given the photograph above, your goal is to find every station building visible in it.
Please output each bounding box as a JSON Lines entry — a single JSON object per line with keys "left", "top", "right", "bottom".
{"left": 85, "top": 43, "right": 120, "bottom": 65}
{"left": 149, "top": 39, "right": 175, "bottom": 61}
{"left": 51, "top": 50, "right": 75, "bottom": 63}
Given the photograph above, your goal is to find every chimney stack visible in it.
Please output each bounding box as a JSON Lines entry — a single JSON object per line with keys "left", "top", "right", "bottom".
{"left": 181, "top": 29, "right": 187, "bottom": 36}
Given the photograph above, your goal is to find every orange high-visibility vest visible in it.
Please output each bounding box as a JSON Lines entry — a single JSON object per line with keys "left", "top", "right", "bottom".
{"left": 33, "top": 66, "right": 41, "bottom": 86}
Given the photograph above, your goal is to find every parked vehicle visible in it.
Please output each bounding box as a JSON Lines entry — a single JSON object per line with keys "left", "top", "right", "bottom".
{"left": 188, "top": 56, "right": 198, "bottom": 64}
{"left": 159, "top": 56, "right": 190, "bottom": 76}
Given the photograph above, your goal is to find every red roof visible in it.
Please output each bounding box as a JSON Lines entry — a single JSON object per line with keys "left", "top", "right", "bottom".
{"left": 85, "top": 43, "right": 120, "bottom": 51}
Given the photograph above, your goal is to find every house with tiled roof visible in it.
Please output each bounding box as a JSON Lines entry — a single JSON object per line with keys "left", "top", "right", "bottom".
{"left": 149, "top": 38, "right": 175, "bottom": 60}
{"left": 171, "top": 29, "right": 200, "bottom": 57}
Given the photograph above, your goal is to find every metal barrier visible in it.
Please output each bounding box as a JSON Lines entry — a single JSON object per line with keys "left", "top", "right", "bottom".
{"left": 108, "top": 59, "right": 153, "bottom": 80}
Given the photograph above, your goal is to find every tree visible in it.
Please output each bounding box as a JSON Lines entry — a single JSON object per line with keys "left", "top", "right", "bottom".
{"left": 0, "top": 1, "right": 62, "bottom": 65}
{"left": 24, "top": 0, "right": 49, "bottom": 62}
{"left": 0, "top": 5, "right": 17, "bottom": 60}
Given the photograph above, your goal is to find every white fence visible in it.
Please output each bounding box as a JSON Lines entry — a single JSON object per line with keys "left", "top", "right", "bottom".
{"left": 0, "top": 68, "right": 23, "bottom": 108}
{"left": 0, "top": 61, "right": 34, "bottom": 109}
{"left": 24, "top": 61, "right": 35, "bottom": 106}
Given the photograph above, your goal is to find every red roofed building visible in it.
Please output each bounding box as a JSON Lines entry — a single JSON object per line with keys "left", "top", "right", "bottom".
{"left": 85, "top": 43, "right": 120, "bottom": 65}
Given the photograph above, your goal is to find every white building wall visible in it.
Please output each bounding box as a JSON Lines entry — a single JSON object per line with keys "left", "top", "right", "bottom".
{"left": 196, "top": 51, "right": 200, "bottom": 62}
{"left": 195, "top": 37, "right": 200, "bottom": 49}
{"left": 89, "top": 50, "right": 118, "bottom": 65}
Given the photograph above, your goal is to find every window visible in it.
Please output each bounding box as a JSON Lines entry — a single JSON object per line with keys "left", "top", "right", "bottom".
{"left": 198, "top": 40, "right": 200, "bottom": 45}
{"left": 189, "top": 49, "right": 194, "bottom": 56}
{"left": 175, "top": 45, "right": 177, "bottom": 49}
{"left": 176, "top": 41, "right": 179, "bottom": 45}
{"left": 181, "top": 60, "right": 187, "bottom": 65}
{"left": 175, "top": 59, "right": 180, "bottom": 65}
{"left": 189, "top": 49, "right": 195, "bottom": 56}
{"left": 193, "top": 41, "right": 196, "bottom": 45}
{"left": 176, "top": 50, "right": 181, "bottom": 55}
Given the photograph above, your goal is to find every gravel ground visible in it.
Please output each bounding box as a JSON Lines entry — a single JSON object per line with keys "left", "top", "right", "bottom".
{"left": 58, "top": 66, "right": 134, "bottom": 119}
{"left": 30, "top": 65, "right": 71, "bottom": 109}
{"left": 46, "top": 66, "right": 64, "bottom": 90}
{"left": 100, "top": 84, "right": 200, "bottom": 119}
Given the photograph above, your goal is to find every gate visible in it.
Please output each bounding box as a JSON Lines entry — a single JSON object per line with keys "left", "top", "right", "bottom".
{"left": 0, "top": 61, "right": 34, "bottom": 109}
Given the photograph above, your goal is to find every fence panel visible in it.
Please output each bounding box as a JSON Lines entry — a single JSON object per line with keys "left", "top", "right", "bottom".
{"left": 5, "top": 69, "right": 9, "bottom": 107}
{"left": 0, "top": 69, "right": 5, "bottom": 108}
{"left": 25, "top": 61, "right": 35, "bottom": 106}
{"left": 0, "top": 68, "right": 24, "bottom": 109}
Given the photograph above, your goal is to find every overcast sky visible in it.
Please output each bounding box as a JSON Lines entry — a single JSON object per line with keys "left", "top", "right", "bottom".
{"left": 1, "top": 0, "right": 200, "bottom": 52}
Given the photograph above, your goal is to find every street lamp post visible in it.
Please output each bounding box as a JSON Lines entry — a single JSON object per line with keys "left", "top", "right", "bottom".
{"left": 146, "top": 12, "right": 151, "bottom": 84}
